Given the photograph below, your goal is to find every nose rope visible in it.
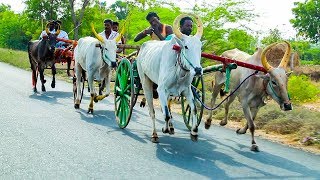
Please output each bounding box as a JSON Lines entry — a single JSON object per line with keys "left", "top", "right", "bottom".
{"left": 98, "top": 46, "right": 114, "bottom": 64}
{"left": 181, "top": 49, "right": 196, "bottom": 69}
{"left": 268, "top": 81, "right": 290, "bottom": 101}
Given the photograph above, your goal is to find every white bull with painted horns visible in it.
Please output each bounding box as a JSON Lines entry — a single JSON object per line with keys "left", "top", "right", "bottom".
{"left": 136, "top": 14, "right": 203, "bottom": 143}
{"left": 73, "top": 24, "right": 119, "bottom": 113}
{"left": 205, "top": 41, "right": 293, "bottom": 151}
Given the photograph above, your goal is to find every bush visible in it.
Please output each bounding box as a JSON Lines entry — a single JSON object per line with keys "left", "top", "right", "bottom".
{"left": 288, "top": 75, "right": 320, "bottom": 103}
{"left": 264, "top": 118, "right": 303, "bottom": 135}
{"left": 255, "top": 105, "right": 286, "bottom": 129}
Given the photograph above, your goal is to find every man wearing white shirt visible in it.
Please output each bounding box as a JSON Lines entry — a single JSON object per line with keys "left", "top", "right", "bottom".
{"left": 98, "top": 19, "right": 121, "bottom": 95}
{"left": 55, "top": 20, "right": 69, "bottom": 48}
{"left": 99, "top": 19, "right": 120, "bottom": 42}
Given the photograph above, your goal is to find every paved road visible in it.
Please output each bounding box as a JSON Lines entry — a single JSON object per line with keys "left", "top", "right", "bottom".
{"left": 0, "top": 62, "right": 319, "bottom": 179}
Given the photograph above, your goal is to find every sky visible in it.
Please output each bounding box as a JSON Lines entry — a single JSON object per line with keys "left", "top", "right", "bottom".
{"left": 0, "top": 0, "right": 305, "bottom": 39}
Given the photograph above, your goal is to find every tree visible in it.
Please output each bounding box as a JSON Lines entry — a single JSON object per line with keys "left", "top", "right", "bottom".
{"left": 193, "top": 0, "right": 257, "bottom": 55}
{"left": 227, "top": 29, "right": 257, "bottom": 53}
{"left": 261, "top": 28, "right": 283, "bottom": 46}
{"left": 25, "top": 0, "right": 69, "bottom": 20}
{"left": 68, "top": 0, "right": 91, "bottom": 40}
{"left": 0, "top": 3, "right": 10, "bottom": 12}
{"left": 0, "top": 9, "right": 31, "bottom": 50}
{"left": 291, "top": 0, "right": 320, "bottom": 43}
{"left": 109, "top": 1, "right": 129, "bottom": 20}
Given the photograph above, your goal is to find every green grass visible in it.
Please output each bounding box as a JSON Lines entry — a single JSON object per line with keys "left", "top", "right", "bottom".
{"left": 0, "top": 48, "right": 30, "bottom": 70}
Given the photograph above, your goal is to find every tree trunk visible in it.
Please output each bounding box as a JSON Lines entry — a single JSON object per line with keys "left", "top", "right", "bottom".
{"left": 68, "top": 0, "right": 90, "bottom": 40}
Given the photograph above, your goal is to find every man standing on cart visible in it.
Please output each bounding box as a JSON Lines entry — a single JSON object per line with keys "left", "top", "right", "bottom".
{"left": 134, "top": 12, "right": 173, "bottom": 42}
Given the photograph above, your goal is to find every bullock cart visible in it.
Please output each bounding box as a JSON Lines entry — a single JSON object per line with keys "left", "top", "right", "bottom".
{"left": 114, "top": 44, "right": 206, "bottom": 130}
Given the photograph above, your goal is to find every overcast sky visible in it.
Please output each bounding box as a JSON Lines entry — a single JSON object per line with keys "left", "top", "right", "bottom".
{"left": 0, "top": 0, "right": 304, "bottom": 38}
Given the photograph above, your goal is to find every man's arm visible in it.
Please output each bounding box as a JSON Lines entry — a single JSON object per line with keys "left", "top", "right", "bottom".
{"left": 165, "top": 25, "right": 173, "bottom": 37}
{"left": 153, "top": 28, "right": 165, "bottom": 40}
{"left": 134, "top": 28, "right": 153, "bottom": 42}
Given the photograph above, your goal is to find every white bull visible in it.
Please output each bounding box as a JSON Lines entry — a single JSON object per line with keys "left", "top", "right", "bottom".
{"left": 205, "top": 41, "right": 292, "bottom": 151}
{"left": 136, "top": 14, "right": 203, "bottom": 143}
{"left": 74, "top": 25, "right": 118, "bottom": 113}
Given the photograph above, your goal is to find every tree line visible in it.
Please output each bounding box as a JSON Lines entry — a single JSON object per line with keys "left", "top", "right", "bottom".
{"left": 0, "top": 0, "right": 319, "bottom": 64}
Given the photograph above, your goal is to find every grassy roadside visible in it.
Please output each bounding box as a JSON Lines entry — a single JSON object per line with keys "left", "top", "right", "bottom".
{"left": 1, "top": 47, "right": 320, "bottom": 154}
{"left": 0, "top": 48, "right": 30, "bottom": 70}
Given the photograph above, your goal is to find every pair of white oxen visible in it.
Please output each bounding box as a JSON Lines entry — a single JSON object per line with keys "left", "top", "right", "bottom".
{"left": 73, "top": 14, "right": 292, "bottom": 152}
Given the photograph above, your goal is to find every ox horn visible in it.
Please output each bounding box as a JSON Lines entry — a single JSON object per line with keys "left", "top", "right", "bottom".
{"left": 261, "top": 42, "right": 278, "bottom": 71}
{"left": 90, "top": 23, "right": 104, "bottom": 43}
{"left": 45, "top": 22, "right": 51, "bottom": 35}
{"left": 173, "top": 14, "right": 203, "bottom": 39}
{"left": 193, "top": 14, "right": 203, "bottom": 38}
{"left": 278, "top": 41, "right": 292, "bottom": 68}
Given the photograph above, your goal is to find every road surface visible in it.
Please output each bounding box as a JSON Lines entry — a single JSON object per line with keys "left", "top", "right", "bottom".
{"left": 0, "top": 62, "right": 319, "bottom": 179}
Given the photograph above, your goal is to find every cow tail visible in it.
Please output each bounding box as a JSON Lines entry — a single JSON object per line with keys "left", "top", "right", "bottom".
{"left": 27, "top": 42, "right": 33, "bottom": 70}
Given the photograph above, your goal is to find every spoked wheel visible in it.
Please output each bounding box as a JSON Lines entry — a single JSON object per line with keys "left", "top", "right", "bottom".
{"left": 73, "top": 75, "right": 85, "bottom": 104}
{"left": 131, "top": 60, "right": 141, "bottom": 107}
{"left": 181, "top": 76, "right": 205, "bottom": 130}
{"left": 114, "top": 58, "right": 134, "bottom": 128}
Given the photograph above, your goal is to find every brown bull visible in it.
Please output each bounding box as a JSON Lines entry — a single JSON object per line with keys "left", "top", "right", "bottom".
{"left": 28, "top": 27, "right": 60, "bottom": 92}
{"left": 205, "top": 41, "right": 292, "bottom": 151}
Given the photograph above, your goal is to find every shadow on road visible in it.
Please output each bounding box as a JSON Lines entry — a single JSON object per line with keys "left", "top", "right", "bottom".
{"left": 155, "top": 134, "right": 320, "bottom": 179}
{"left": 76, "top": 108, "right": 148, "bottom": 144}
{"left": 29, "top": 91, "right": 73, "bottom": 105}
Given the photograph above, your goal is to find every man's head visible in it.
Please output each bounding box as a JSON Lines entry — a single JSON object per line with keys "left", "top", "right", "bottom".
{"left": 180, "top": 16, "right": 193, "bottom": 36}
{"left": 103, "top": 19, "right": 113, "bottom": 31}
{"left": 112, "top": 21, "right": 119, "bottom": 32}
{"left": 146, "top": 12, "right": 161, "bottom": 27}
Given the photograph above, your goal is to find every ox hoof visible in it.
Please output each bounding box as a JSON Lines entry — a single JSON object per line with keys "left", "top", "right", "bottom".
{"left": 87, "top": 108, "right": 94, "bottom": 114}
{"left": 33, "top": 88, "right": 37, "bottom": 93}
{"left": 41, "top": 86, "right": 46, "bottom": 92}
{"left": 74, "top": 104, "right": 80, "bottom": 109}
{"left": 153, "top": 91, "right": 159, "bottom": 99}
{"left": 151, "top": 133, "right": 159, "bottom": 143}
{"left": 251, "top": 144, "right": 260, "bottom": 152}
{"left": 43, "top": 79, "right": 47, "bottom": 84}
{"left": 169, "top": 127, "right": 175, "bottom": 135}
{"left": 204, "top": 119, "right": 212, "bottom": 129}
{"left": 219, "top": 120, "right": 227, "bottom": 126}
{"left": 51, "top": 83, "right": 55, "bottom": 88}
{"left": 168, "top": 122, "right": 174, "bottom": 135}
{"left": 162, "top": 127, "right": 169, "bottom": 134}
{"left": 94, "top": 97, "right": 99, "bottom": 103}
{"left": 236, "top": 128, "right": 247, "bottom": 134}
{"left": 140, "top": 98, "right": 146, "bottom": 108}
{"left": 190, "top": 133, "right": 198, "bottom": 142}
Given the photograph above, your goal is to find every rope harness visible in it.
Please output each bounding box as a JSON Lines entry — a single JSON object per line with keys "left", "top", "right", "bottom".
{"left": 192, "top": 71, "right": 259, "bottom": 111}
{"left": 95, "top": 44, "right": 113, "bottom": 64}
{"left": 173, "top": 44, "right": 198, "bottom": 73}
{"left": 267, "top": 80, "right": 291, "bottom": 102}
